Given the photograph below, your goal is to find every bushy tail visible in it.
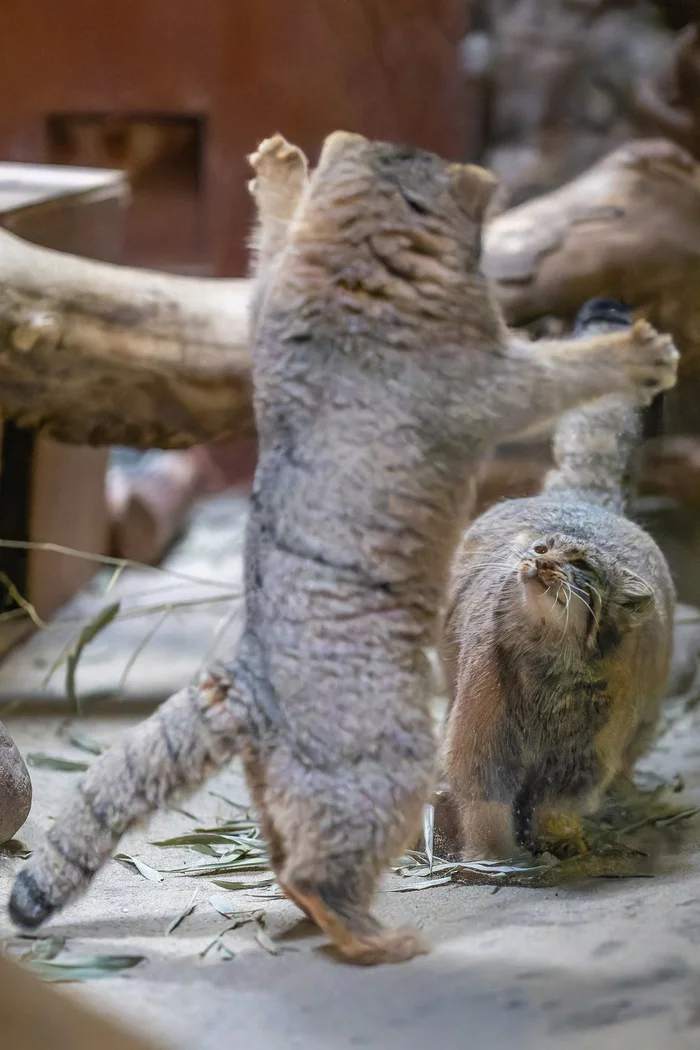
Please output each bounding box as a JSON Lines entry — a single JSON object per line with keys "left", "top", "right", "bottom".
{"left": 543, "top": 299, "right": 641, "bottom": 515}
{"left": 9, "top": 675, "right": 243, "bottom": 929}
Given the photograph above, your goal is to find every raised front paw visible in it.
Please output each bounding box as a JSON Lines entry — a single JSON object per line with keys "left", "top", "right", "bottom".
{"left": 247, "top": 134, "right": 308, "bottom": 214}
{"left": 625, "top": 319, "right": 679, "bottom": 404}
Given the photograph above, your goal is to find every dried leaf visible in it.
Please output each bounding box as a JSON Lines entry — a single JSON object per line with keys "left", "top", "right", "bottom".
{"left": 254, "top": 924, "right": 280, "bottom": 956}
{"left": 652, "top": 806, "right": 700, "bottom": 828}
{"left": 386, "top": 876, "right": 453, "bottom": 892}
{"left": 208, "top": 896, "right": 248, "bottom": 919}
{"left": 0, "top": 839, "right": 32, "bottom": 859}
{"left": 63, "top": 727, "right": 104, "bottom": 755}
{"left": 211, "top": 876, "right": 277, "bottom": 892}
{"left": 114, "top": 854, "right": 164, "bottom": 882}
{"left": 163, "top": 855, "right": 270, "bottom": 878}
{"left": 166, "top": 888, "right": 198, "bottom": 935}
{"left": 207, "top": 790, "right": 250, "bottom": 812}
{"left": 7, "top": 936, "right": 66, "bottom": 962}
{"left": 23, "top": 953, "right": 143, "bottom": 983}
{"left": 28, "top": 936, "right": 67, "bottom": 960}
{"left": 65, "top": 601, "right": 121, "bottom": 713}
{"left": 169, "top": 805, "right": 201, "bottom": 821}
{"left": 26, "top": 752, "right": 90, "bottom": 772}
{"left": 151, "top": 832, "right": 242, "bottom": 847}
{"left": 422, "top": 803, "right": 435, "bottom": 874}
{"left": 198, "top": 914, "right": 264, "bottom": 960}
{"left": 188, "top": 844, "right": 220, "bottom": 857}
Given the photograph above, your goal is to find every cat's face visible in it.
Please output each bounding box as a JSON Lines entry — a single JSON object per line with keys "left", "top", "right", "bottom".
{"left": 513, "top": 532, "right": 654, "bottom": 654}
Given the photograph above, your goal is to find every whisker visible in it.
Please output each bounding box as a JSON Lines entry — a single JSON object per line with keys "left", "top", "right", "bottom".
{"left": 568, "top": 582, "right": 596, "bottom": 621}
{"left": 564, "top": 584, "right": 571, "bottom": 633}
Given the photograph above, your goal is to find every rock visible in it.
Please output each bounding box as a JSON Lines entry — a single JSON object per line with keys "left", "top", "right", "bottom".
{"left": 0, "top": 721, "right": 32, "bottom": 843}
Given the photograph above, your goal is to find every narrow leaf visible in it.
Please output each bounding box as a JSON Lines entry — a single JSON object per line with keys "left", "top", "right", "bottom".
{"left": 1, "top": 839, "right": 32, "bottom": 859}
{"left": 422, "top": 803, "right": 435, "bottom": 874}
{"left": 26, "top": 752, "right": 90, "bottom": 772}
{"left": 114, "top": 854, "right": 164, "bottom": 882}
{"left": 23, "top": 953, "right": 143, "bottom": 983}
{"left": 211, "top": 876, "right": 277, "bottom": 891}
{"left": 254, "top": 924, "right": 280, "bottom": 956}
{"left": 208, "top": 896, "right": 247, "bottom": 919}
{"left": 207, "top": 790, "right": 250, "bottom": 812}
{"left": 65, "top": 601, "right": 121, "bottom": 713}
{"left": 386, "top": 875, "right": 453, "bottom": 892}
{"left": 64, "top": 728, "right": 104, "bottom": 755}
{"left": 151, "top": 833, "right": 241, "bottom": 847}
{"left": 166, "top": 888, "right": 198, "bottom": 935}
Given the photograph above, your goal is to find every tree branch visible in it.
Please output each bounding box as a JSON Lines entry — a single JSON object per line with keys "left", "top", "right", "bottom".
{"left": 0, "top": 228, "right": 254, "bottom": 447}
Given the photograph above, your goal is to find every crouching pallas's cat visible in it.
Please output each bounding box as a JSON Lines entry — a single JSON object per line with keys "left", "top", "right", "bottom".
{"left": 440, "top": 299, "right": 675, "bottom": 860}
{"left": 10, "top": 137, "right": 677, "bottom": 964}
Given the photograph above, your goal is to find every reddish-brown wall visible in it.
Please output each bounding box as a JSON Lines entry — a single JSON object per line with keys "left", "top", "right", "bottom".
{"left": 0, "top": 0, "right": 470, "bottom": 275}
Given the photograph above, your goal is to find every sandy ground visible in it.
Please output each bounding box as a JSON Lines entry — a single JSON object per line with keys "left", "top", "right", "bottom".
{"left": 1, "top": 494, "right": 700, "bottom": 1050}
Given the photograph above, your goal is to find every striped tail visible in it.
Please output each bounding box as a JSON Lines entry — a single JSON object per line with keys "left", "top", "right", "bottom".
{"left": 9, "top": 675, "right": 243, "bottom": 929}
{"left": 543, "top": 298, "right": 641, "bottom": 515}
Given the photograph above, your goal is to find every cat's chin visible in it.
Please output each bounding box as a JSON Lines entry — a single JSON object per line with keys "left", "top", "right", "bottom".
{"left": 520, "top": 575, "right": 562, "bottom": 624}
{"left": 519, "top": 575, "right": 588, "bottom": 640}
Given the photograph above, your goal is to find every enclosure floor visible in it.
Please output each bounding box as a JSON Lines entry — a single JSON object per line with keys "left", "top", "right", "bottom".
{"left": 1, "top": 494, "right": 700, "bottom": 1050}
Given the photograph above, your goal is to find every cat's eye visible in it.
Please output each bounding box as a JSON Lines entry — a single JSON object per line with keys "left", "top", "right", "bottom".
{"left": 533, "top": 543, "right": 548, "bottom": 555}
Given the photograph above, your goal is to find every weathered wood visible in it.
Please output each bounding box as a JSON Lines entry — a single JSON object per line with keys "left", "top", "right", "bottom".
{"left": 0, "top": 227, "right": 253, "bottom": 447}
{"left": 483, "top": 138, "right": 700, "bottom": 433}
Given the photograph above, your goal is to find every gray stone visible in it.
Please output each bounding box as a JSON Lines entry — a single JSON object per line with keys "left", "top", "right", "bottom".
{"left": 0, "top": 720, "right": 31, "bottom": 843}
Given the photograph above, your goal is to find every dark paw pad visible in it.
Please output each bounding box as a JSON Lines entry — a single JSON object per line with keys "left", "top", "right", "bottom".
{"left": 8, "top": 871, "right": 53, "bottom": 929}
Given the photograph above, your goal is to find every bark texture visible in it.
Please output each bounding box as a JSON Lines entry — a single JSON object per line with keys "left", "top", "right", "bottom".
{"left": 0, "top": 227, "right": 253, "bottom": 447}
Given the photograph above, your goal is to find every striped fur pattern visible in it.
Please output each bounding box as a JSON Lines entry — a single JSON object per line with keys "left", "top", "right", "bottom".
{"left": 10, "top": 141, "right": 678, "bottom": 964}
{"left": 440, "top": 299, "right": 676, "bottom": 861}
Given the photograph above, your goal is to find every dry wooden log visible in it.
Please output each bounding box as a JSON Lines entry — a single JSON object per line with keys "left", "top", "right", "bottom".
{"left": 0, "top": 227, "right": 253, "bottom": 448}
{"left": 485, "top": 138, "right": 700, "bottom": 329}
{"left": 483, "top": 138, "right": 700, "bottom": 432}
{"left": 475, "top": 137, "right": 700, "bottom": 511}
{"left": 0, "top": 138, "right": 699, "bottom": 451}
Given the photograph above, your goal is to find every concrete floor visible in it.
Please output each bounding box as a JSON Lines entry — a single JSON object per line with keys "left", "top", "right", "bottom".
{"left": 1, "top": 494, "right": 700, "bottom": 1050}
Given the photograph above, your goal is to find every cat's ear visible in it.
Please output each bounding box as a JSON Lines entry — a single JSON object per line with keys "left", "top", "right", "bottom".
{"left": 447, "top": 163, "right": 499, "bottom": 222}
{"left": 617, "top": 575, "right": 655, "bottom": 623}
{"left": 317, "top": 131, "right": 368, "bottom": 169}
